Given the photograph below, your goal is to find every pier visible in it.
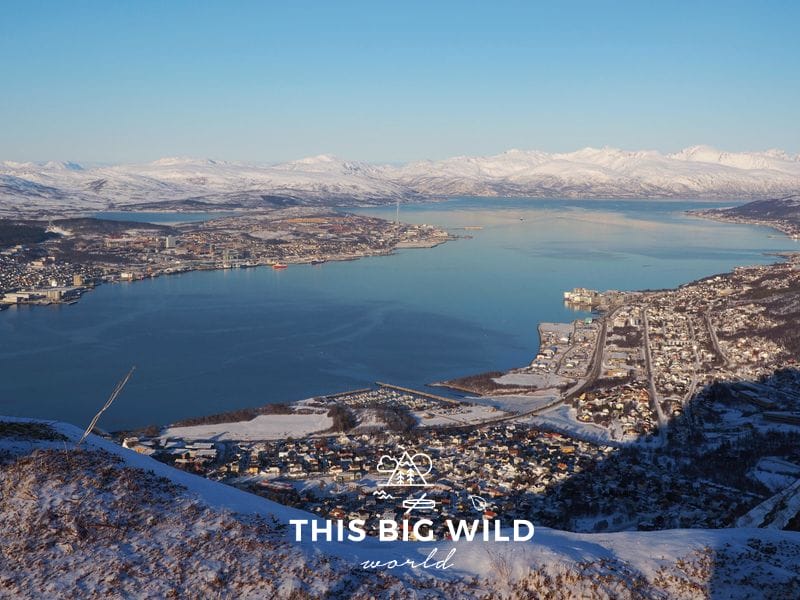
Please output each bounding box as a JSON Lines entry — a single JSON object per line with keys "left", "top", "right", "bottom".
{"left": 375, "top": 382, "right": 461, "bottom": 405}
{"left": 321, "top": 388, "right": 373, "bottom": 401}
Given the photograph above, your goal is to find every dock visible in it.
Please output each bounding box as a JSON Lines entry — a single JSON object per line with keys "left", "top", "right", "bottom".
{"left": 321, "top": 388, "right": 373, "bottom": 401}
{"left": 375, "top": 382, "right": 461, "bottom": 405}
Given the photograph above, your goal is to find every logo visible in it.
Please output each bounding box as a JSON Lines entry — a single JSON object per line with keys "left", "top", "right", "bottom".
{"left": 288, "top": 443, "right": 536, "bottom": 570}
{"left": 377, "top": 449, "right": 433, "bottom": 487}
{"left": 374, "top": 447, "right": 436, "bottom": 513}
{"left": 402, "top": 492, "right": 436, "bottom": 514}
{"left": 469, "top": 494, "right": 490, "bottom": 512}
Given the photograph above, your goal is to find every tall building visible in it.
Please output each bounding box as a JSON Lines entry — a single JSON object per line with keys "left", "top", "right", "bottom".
{"left": 165, "top": 235, "right": 177, "bottom": 249}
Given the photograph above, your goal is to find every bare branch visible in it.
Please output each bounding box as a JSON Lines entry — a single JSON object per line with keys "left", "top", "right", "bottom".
{"left": 76, "top": 366, "right": 136, "bottom": 447}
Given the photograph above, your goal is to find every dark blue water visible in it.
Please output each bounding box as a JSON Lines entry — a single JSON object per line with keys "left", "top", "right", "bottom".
{"left": 1, "top": 199, "right": 796, "bottom": 429}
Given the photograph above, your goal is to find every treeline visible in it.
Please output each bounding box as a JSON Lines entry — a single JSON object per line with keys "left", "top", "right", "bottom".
{"left": 53, "top": 217, "right": 174, "bottom": 235}
{"left": 327, "top": 404, "right": 357, "bottom": 432}
{"left": 682, "top": 429, "right": 800, "bottom": 493}
{"left": 0, "top": 220, "right": 55, "bottom": 248}
{"left": 375, "top": 406, "right": 416, "bottom": 432}
{"left": 170, "top": 403, "right": 294, "bottom": 427}
{"left": 443, "top": 371, "right": 524, "bottom": 394}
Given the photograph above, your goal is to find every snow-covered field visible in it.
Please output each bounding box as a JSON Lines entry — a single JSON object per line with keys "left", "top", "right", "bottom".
{"left": 413, "top": 404, "right": 503, "bottom": 426}
{"left": 161, "top": 401, "right": 506, "bottom": 441}
{"left": 749, "top": 457, "right": 800, "bottom": 493}
{"left": 3, "top": 416, "right": 800, "bottom": 598}
{"left": 493, "top": 372, "right": 571, "bottom": 388}
{"left": 469, "top": 392, "right": 563, "bottom": 414}
{"left": 737, "top": 477, "right": 800, "bottom": 530}
{"left": 162, "top": 412, "right": 333, "bottom": 441}
{"left": 539, "top": 322, "right": 575, "bottom": 337}
{"left": 518, "top": 405, "right": 622, "bottom": 446}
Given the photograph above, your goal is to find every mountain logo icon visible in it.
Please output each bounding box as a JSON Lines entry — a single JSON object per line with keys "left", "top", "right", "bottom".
{"left": 377, "top": 450, "right": 433, "bottom": 487}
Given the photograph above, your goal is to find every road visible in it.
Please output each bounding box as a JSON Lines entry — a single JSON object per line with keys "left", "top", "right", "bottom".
{"left": 682, "top": 318, "right": 703, "bottom": 421}
{"left": 641, "top": 307, "right": 668, "bottom": 445}
{"left": 705, "top": 311, "right": 729, "bottom": 367}
{"left": 562, "top": 306, "right": 622, "bottom": 403}
{"left": 554, "top": 321, "right": 579, "bottom": 372}
{"left": 428, "top": 306, "right": 618, "bottom": 433}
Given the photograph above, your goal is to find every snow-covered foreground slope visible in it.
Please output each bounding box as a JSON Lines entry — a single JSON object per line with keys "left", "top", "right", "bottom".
{"left": 2, "top": 416, "right": 800, "bottom": 599}
{"left": 2, "top": 145, "right": 800, "bottom": 214}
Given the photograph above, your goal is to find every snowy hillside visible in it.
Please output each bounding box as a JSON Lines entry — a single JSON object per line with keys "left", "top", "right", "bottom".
{"left": 388, "top": 146, "right": 800, "bottom": 200}
{"left": 2, "top": 416, "right": 800, "bottom": 599}
{"left": 2, "top": 146, "right": 800, "bottom": 214}
{"left": 0, "top": 155, "right": 417, "bottom": 214}
{"left": 719, "top": 193, "right": 800, "bottom": 220}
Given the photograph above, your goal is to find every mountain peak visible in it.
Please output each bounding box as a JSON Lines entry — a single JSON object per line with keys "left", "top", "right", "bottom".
{"left": 276, "top": 154, "right": 377, "bottom": 176}
{"left": 149, "top": 157, "right": 220, "bottom": 167}
{"left": 669, "top": 146, "right": 799, "bottom": 171}
{"left": 282, "top": 154, "right": 344, "bottom": 167}
{"left": 670, "top": 145, "right": 723, "bottom": 161}
{"left": 43, "top": 160, "right": 84, "bottom": 171}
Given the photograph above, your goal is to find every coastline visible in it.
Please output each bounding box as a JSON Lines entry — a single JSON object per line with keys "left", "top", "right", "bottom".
{"left": 688, "top": 208, "right": 800, "bottom": 239}
{"left": 110, "top": 248, "right": 798, "bottom": 440}
{"left": 5, "top": 200, "right": 799, "bottom": 435}
{"left": 427, "top": 250, "right": 799, "bottom": 443}
{"left": 65, "top": 242, "right": 800, "bottom": 433}
{"left": 0, "top": 213, "right": 456, "bottom": 312}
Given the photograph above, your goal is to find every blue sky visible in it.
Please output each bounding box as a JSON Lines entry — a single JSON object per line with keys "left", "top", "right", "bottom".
{"left": 1, "top": 1, "right": 798, "bottom": 163}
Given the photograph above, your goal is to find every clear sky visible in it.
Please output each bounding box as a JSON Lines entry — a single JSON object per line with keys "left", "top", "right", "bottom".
{"left": 1, "top": 1, "right": 798, "bottom": 164}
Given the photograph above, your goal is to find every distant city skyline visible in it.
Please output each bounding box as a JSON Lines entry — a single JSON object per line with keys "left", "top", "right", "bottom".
{"left": 1, "top": 1, "right": 798, "bottom": 163}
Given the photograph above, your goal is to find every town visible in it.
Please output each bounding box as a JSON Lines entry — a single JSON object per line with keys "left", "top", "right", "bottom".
{"left": 0, "top": 208, "right": 452, "bottom": 308}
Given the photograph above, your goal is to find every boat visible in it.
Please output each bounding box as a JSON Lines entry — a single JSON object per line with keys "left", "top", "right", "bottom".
{"left": 272, "top": 262, "right": 288, "bottom": 270}
{"left": 310, "top": 257, "right": 326, "bottom": 265}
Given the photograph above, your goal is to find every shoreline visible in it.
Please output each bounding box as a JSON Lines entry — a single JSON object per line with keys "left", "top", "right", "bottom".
{"left": 0, "top": 213, "right": 456, "bottom": 312}
{"left": 6, "top": 203, "right": 799, "bottom": 435}
{"left": 145, "top": 251, "right": 679, "bottom": 432}
{"left": 102, "top": 250, "right": 800, "bottom": 433}
{"left": 418, "top": 250, "right": 799, "bottom": 438}
{"left": 688, "top": 209, "right": 800, "bottom": 239}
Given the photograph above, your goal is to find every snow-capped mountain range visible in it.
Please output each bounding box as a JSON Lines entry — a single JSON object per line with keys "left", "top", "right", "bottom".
{"left": 2, "top": 146, "right": 800, "bottom": 213}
